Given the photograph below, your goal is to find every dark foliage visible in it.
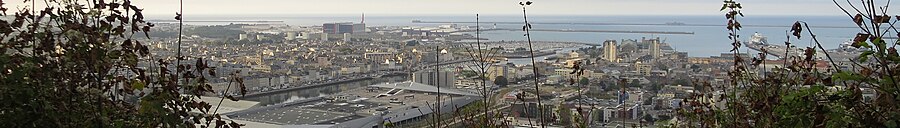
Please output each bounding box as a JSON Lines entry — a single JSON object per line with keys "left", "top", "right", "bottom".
{"left": 0, "top": 0, "right": 246, "bottom": 127}
{"left": 677, "top": 0, "right": 900, "bottom": 127}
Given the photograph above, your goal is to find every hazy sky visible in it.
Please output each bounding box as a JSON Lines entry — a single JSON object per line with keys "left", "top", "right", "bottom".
{"left": 5, "top": 0, "right": 894, "bottom": 16}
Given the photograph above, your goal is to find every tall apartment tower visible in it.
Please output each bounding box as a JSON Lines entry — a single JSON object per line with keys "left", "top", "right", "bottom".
{"left": 602, "top": 40, "right": 618, "bottom": 63}
{"left": 412, "top": 70, "right": 456, "bottom": 87}
{"left": 648, "top": 37, "right": 662, "bottom": 59}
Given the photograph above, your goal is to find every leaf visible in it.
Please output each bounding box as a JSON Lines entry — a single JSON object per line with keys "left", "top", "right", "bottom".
{"left": 858, "top": 51, "right": 874, "bottom": 62}
{"left": 852, "top": 33, "right": 871, "bottom": 48}
{"left": 853, "top": 14, "right": 864, "bottom": 26}
{"left": 832, "top": 71, "right": 862, "bottom": 82}
{"left": 132, "top": 79, "right": 145, "bottom": 90}
{"left": 873, "top": 38, "right": 886, "bottom": 49}
{"left": 142, "top": 26, "right": 151, "bottom": 38}
{"left": 791, "top": 21, "right": 803, "bottom": 39}
{"left": 875, "top": 15, "right": 891, "bottom": 23}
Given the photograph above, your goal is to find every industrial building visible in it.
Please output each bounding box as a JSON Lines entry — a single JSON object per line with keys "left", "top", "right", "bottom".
{"left": 226, "top": 81, "right": 479, "bottom": 128}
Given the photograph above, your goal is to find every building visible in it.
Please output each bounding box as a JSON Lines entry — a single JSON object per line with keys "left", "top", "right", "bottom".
{"left": 455, "top": 78, "right": 494, "bottom": 89}
{"left": 413, "top": 70, "right": 456, "bottom": 87}
{"left": 645, "top": 37, "right": 662, "bottom": 59}
{"left": 487, "top": 63, "right": 516, "bottom": 81}
{"left": 635, "top": 61, "right": 652, "bottom": 76}
{"left": 299, "top": 32, "right": 310, "bottom": 40}
{"left": 603, "top": 40, "right": 618, "bottom": 63}
{"left": 255, "top": 34, "right": 266, "bottom": 40}
{"left": 285, "top": 32, "right": 296, "bottom": 40}
{"left": 225, "top": 81, "right": 479, "bottom": 127}
{"left": 343, "top": 33, "right": 352, "bottom": 42}
{"left": 323, "top": 22, "right": 366, "bottom": 34}
{"left": 364, "top": 52, "right": 395, "bottom": 63}
{"left": 239, "top": 33, "right": 248, "bottom": 40}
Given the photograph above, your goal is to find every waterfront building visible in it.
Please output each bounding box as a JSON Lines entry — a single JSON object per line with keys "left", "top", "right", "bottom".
{"left": 323, "top": 22, "right": 366, "bottom": 34}
{"left": 413, "top": 70, "right": 456, "bottom": 88}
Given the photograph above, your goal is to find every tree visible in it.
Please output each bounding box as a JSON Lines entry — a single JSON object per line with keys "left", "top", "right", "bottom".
{"left": 557, "top": 106, "right": 574, "bottom": 127}
{"left": 0, "top": 0, "right": 245, "bottom": 127}
{"left": 673, "top": 79, "right": 691, "bottom": 86}
{"left": 578, "top": 77, "right": 590, "bottom": 86}
{"left": 628, "top": 80, "right": 641, "bottom": 88}
{"left": 494, "top": 76, "right": 509, "bottom": 87}
{"left": 642, "top": 114, "right": 656, "bottom": 124}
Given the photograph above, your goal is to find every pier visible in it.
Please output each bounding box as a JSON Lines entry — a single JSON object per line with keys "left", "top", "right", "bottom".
{"left": 460, "top": 28, "right": 695, "bottom": 35}
{"left": 413, "top": 20, "right": 859, "bottom": 29}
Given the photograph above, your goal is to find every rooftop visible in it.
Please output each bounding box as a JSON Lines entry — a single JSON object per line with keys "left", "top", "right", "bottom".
{"left": 227, "top": 81, "right": 481, "bottom": 127}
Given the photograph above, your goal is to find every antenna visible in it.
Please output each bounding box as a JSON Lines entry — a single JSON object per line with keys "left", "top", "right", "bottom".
{"left": 361, "top": 13, "right": 365, "bottom": 24}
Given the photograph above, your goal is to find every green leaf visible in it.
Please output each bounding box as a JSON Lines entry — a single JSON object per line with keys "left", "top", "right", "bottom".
{"left": 887, "top": 120, "right": 898, "bottom": 128}
{"left": 132, "top": 79, "right": 145, "bottom": 90}
{"left": 810, "top": 85, "right": 825, "bottom": 92}
{"left": 873, "top": 38, "right": 887, "bottom": 49}
{"left": 858, "top": 51, "right": 874, "bottom": 62}
{"left": 832, "top": 71, "right": 862, "bottom": 81}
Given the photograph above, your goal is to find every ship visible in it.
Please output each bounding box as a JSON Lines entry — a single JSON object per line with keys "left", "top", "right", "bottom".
{"left": 838, "top": 40, "right": 868, "bottom": 52}
{"left": 749, "top": 32, "right": 768, "bottom": 45}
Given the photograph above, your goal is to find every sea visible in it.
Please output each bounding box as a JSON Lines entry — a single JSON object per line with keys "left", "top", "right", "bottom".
{"left": 147, "top": 14, "right": 871, "bottom": 57}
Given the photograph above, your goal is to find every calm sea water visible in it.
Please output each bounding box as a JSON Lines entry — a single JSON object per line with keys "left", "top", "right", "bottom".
{"left": 150, "top": 15, "right": 871, "bottom": 57}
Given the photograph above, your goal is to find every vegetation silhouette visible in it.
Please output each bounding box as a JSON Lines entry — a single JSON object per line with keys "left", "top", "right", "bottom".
{"left": 0, "top": 0, "right": 247, "bottom": 127}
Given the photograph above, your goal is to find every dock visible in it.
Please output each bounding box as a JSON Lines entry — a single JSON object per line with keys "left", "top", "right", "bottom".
{"left": 461, "top": 28, "right": 695, "bottom": 35}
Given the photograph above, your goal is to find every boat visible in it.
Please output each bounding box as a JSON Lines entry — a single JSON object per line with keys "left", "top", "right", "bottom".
{"left": 749, "top": 32, "right": 768, "bottom": 45}
{"left": 838, "top": 40, "right": 867, "bottom": 52}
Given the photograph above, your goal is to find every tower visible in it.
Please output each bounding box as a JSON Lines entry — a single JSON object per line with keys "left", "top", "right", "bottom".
{"left": 603, "top": 40, "right": 618, "bottom": 63}
{"left": 649, "top": 37, "right": 661, "bottom": 59}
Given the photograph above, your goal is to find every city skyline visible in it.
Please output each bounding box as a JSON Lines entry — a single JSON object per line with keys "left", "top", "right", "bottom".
{"left": 6, "top": 0, "right": 890, "bottom": 16}
{"left": 1, "top": 0, "right": 896, "bottom": 127}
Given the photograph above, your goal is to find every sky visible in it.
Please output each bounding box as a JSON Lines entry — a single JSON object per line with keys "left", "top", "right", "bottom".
{"left": 4, "top": 0, "right": 894, "bottom": 16}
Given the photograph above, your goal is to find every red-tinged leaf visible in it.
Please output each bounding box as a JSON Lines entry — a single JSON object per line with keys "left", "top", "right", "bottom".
{"left": 804, "top": 76, "right": 816, "bottom": 85}
{"left": 853, "top": 33, "right": 870, "bottom": 44}
{"left": 791, "top": 21, "right": 803, "bottom": 39}
{"left": 875, "top": 15, "right": 891, "bottom": 23}
{"left": 854, "top": 14, "right": 864, "bottom": 26}
{"left": 889, "top": 47, "right": 899, "bottom": 57}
